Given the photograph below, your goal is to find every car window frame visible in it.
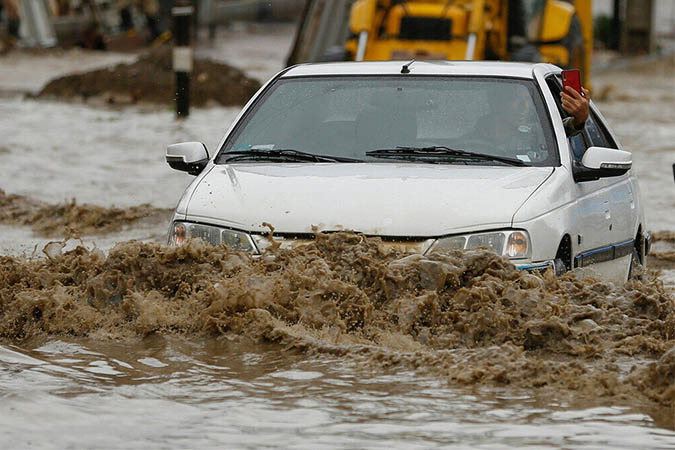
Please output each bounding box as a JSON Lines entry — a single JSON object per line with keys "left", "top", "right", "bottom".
{"left": 545, "top": 74, "right": 596, "bottom": 160}
{"left": 587, "top": 109, "right": 619, "bottom": 149}
{"left": 545, "top": 73, "right": 623, "bottom": 164}
{"left": 215, "top": 74, "right": 561, "bottom": 167}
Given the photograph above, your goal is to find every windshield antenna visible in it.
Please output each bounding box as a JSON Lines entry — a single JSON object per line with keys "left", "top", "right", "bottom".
{"left": 401, "top": 59, "right": 415, "bottom": 74}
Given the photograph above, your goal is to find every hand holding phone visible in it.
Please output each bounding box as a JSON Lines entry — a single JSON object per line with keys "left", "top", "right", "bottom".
{"left": 562, "top": 69, "right": 582, "bottom": 96}
{"left": 560, "top": 69, "right": 589, "bottom": 128}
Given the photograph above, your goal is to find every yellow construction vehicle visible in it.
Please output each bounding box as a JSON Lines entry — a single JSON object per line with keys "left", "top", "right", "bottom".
{"left": 288, "top": 0, "right": 592, "bottom": 85}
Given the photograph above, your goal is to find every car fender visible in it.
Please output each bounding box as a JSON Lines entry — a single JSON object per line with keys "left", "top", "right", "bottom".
{"left": 171, "top": 164, "right": 215, "bottom": 216}
{"left": 511, "top": 166, "right": 578, "bottom": 261}
{"left": 630, "top": 173, "right": 646, "bottom": 237}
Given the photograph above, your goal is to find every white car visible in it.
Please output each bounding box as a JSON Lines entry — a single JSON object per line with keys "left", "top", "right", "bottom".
{"left": 165, "top": 61, "right": 649, "bottom": 284}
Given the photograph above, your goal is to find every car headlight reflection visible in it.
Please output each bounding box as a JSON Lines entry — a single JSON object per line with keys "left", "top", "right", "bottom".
{"left": 466, "top": 232, "right": 505, "bottom": 253}
{"left": 429, "top": 230, "right": 530, "bottom": 259}
{"left": 429, "top": 236, "right": 465, "bottom": 252}
{"left": 169, "top": 222, "right": 256, "bottom": 253}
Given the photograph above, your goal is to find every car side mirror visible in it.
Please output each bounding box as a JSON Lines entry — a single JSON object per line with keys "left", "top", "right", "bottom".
{"left": 166, "top": 142, "right": 209, "bottom": 176}
{"left": 573, "top": 146, "right": 632, "bottom": 182}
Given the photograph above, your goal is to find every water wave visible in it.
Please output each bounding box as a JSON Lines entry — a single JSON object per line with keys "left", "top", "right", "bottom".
{"left": 1, "top": 233, "right": 673, "bottom": 408}
{"left": 0, "top": 189, "right": 170, "bottom": 236}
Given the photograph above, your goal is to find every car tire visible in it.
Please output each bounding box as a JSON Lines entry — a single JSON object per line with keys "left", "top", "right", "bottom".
{"left": 628, "top": 246, "right": 643, "bottom": 280}
{"left": 553, "top": 258, "right": 567, "bottom": 276}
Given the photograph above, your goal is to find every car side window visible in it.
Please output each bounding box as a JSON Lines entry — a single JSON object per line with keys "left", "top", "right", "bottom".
{"left": 569, "top": 133, "right": 587, "bottom": 161}
{"left": 545, "top": 75, "right": 589, "bottom": 161}
{"left": 585, "top": 111, "right": 618, "bottom": 149}
{"left": 585, "top": 113, "right": 610, "bottom": 148}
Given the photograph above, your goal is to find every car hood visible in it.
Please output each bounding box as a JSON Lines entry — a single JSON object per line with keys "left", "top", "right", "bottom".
{"left": 186, "top": 163, "right": 554, "bottom": 236}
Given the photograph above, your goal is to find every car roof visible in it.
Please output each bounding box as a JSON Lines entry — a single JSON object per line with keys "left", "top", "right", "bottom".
{"left": 282, "top": 61, "right": 559, "bottom": 79}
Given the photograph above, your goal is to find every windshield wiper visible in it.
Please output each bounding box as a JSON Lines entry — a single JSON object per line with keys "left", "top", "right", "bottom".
{"left": 220, "top": 149, "right": 363, "bottom": 163}
{"left": 365, "top": 146, "right": 529, "bottom": 166}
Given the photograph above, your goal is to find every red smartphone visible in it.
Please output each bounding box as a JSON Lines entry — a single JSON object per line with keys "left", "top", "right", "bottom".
{"left": 562, "top": 69, "right": 582, "bottom": 95}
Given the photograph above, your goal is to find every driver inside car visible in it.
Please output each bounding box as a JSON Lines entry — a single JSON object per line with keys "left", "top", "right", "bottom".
{"left": 473, "top": 83, "right": 590, "bottom": 156}
{"left": 470, "top": 86, "right": 542, "bottom": 158}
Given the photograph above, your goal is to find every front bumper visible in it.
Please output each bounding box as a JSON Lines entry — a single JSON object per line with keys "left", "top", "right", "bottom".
{"left": 169, "top": 219, "right": 559, "bottom": 273}
{"left": 514, "top": 260, "right": 560, "bottom": 275}
{"left": 259, "top": 232, "right": 557, "bottom": 274}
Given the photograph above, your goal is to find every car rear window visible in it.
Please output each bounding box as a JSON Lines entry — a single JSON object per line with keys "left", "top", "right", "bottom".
{"left": 218, "top": 76, "right": 558, "bottom": 167}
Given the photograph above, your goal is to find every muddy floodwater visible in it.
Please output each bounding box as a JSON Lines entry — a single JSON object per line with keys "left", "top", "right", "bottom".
{"left": 1, "top": 25, "right": 674, "bottom": 448}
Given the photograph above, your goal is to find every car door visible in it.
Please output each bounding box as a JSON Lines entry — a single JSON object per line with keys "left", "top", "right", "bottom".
{"left": 584, "top": 109, "right": 636, "bottom": 249}
{"left": 568, "top": 129, "right": 615, "bottom": 266}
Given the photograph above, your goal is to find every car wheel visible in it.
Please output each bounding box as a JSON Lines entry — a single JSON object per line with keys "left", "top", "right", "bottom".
{"left": 628, "top": 246, "right": 643, "bottom": 280}
{"left": 553, "top": 258, "right": 567, "bottom": 276}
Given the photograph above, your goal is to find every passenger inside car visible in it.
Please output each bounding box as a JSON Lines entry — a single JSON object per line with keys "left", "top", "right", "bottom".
{"left": 545, "top": 75, "right": 591, "bottom": 161}
{"left": 561, "top": 85, "right": 590, "bottom": 137}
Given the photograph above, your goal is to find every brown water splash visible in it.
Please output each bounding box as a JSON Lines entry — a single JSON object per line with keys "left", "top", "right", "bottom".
{"left": 650, "top": 231, "right": 675, "bottom": 272}
{"left": 653, "top": 252, "right": 675, "bottom": 262}
{"left": 1, "top": 233, "right": 674, "bottom": 409}
{"left": 653, "top": 231, "right": 675, "bottom": 243}
{"left": 0, "top": 189, "right": 170, "bottom": 236}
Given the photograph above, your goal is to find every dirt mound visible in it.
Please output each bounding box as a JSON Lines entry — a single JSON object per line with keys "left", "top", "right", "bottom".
{"left": 0, "top": 189, "right": 170, "bottom": 236}
{"left": 37, "top": 47, "right": 261, "bottom": 107}
{"left": 1, "top": 233, "right": 674, "bottom": 409}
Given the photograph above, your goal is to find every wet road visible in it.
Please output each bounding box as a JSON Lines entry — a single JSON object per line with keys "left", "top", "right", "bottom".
{"left": 2, "top": 337, "right": 674, "bottom": 449}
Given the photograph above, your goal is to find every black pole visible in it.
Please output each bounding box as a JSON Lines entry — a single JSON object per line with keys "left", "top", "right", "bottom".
{"left": 173, "top": 1, "right": 193, "bottom": 118}
{"left": 610, "top": 0, "right": 622, "bottom": 51}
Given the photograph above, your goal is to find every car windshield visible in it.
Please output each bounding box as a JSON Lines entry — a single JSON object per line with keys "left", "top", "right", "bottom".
{"left": 217, "top": 76, "right": 558, "bottom": 166}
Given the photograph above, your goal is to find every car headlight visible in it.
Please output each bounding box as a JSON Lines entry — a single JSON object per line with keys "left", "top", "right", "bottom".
{"left": 169, "top": 222, "right": 257, "bottom": 253}
{"left": 428, "top": 230, "right": 530, "bottom": 259}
